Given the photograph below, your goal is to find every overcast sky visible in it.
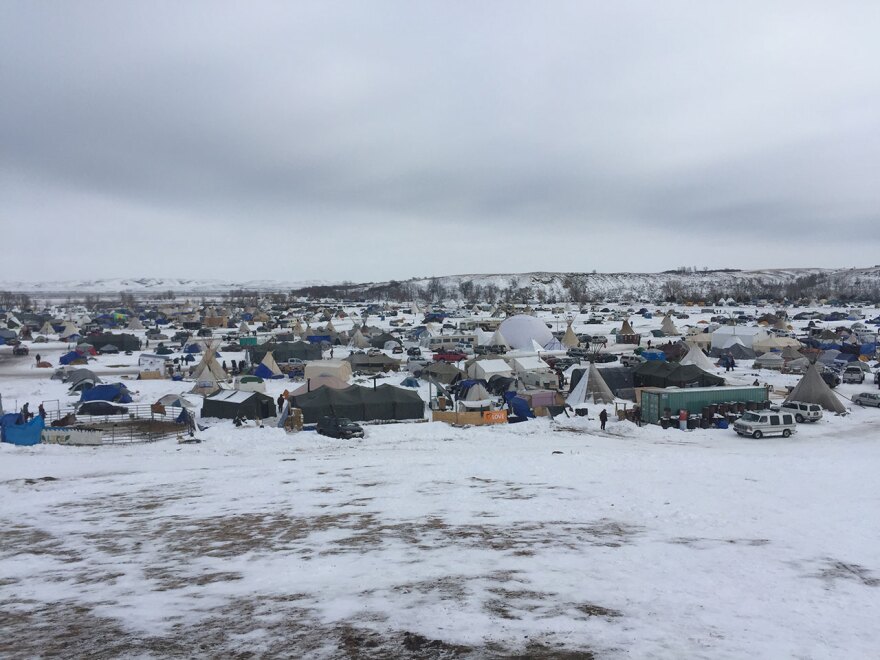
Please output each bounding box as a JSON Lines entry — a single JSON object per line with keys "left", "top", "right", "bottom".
{"left": 2, "top": 2, "right": 879, "bottom": 283}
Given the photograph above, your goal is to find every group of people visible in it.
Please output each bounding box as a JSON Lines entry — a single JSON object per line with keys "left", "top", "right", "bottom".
{"left": 14, "top": 402, "right": 46, "bottom": 423}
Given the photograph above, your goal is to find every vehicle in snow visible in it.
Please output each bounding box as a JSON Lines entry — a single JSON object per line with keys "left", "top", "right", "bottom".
{"left": 734, "top": 411, "right": 797, "bottom": 439}
{"left": 853, "top": 392, "right": 880, "bottom": 407}
{"left": 406, "top": 347, "right": 422, "bottom": 357}
{"left": 316, "top": 416, "right": 364, "bottom": 439}
{"left": 620, "top": 354, "right": 646, "bottom": 368}
{"left": 842, "top": 365, "right": 865, "bottom": 384}
{"left": 12, "top": 345, "right": 29, "bottom": 356}
{"left": 76, "top": 401, "right": 129, "bottom": 416}
{"left": 433, "top": 351, "right": 468, "bottom": 363}
{"left": 777, "top": 401, "right": 822, "bottom": 423}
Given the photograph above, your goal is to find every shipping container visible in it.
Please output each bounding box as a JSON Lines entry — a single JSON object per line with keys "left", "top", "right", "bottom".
{"left": 639, "top": 386, "right": 768, "bottom": 424}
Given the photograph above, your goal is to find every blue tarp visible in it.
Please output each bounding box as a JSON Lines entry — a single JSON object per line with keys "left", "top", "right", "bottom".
{"left": 79, "top": 383, "right": 133, "bottom": 404}
{"left": 1, "top": 414, "right": 45, "bottom": 446}
{"left": 306, "top": 335, "right": 331, "bottom": 344}
{"left": 253, "top": 363, "right": 284, "bottom": 379}
{"left": 184, "top": 344, "right": 202, "bottom": 353}
{"left": 641, "top": 349, "right": 667, "bottom": 361}
{"left": 59, "top": 350, "right": 84, "bottom": 365}
{"left": 503, "top": 392, "right": 535, "bottom": 419}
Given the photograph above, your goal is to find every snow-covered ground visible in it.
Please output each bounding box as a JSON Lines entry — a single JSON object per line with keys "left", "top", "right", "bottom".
{"left": 2, "top": 410, "right": 879, "bottom": 657}
{"left": 1, "top": 304, "right": 879, "bottom": 657}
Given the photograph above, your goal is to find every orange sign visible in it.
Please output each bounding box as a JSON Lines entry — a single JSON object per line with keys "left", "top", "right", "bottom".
{"left": 482, "top": 410, "right": 508, "bottom": 424}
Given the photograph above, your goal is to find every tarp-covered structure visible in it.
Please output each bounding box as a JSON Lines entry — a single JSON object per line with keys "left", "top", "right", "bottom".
{"left": 289, "top": 384, "right": 424, "bottom": 423}
{"left": 86, "top": 332, "right": 141, "bottom": 352}
{"left": 79, "top": 383, "right": 133, "bottom": 404}
{"left": 1, "top": 414, "right": 45, "bottom": 446}
{"left": 633, "top": 361, "right": 725, "bottom": 389}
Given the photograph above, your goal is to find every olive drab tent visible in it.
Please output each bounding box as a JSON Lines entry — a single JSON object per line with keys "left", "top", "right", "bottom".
{"left": 562, "top": 323, "right": 580, "bottom": 349}
{"left": 202, "top": 390, "right": 277, "bottom": 419}
{"left": 567, "top": 362, "right": 615, "bottom": 406}
{"left": 785, "top": 363, "right": 847, "bottom": 414}
{"left": 290, "top": 384, "right": 424, "bottom": 423}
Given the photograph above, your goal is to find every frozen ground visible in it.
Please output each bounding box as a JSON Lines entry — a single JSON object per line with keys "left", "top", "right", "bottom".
{"left": 2, "top": 413, "right": 879, "bottom": 658}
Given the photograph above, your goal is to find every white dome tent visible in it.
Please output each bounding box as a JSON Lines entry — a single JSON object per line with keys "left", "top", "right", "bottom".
{"left": 497, "top": 315, "right": 554, "bottom": 351}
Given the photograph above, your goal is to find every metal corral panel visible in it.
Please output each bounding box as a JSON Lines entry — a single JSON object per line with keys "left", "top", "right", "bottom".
{"left": 640, "top": 386, "right": 768, "bottom": 424}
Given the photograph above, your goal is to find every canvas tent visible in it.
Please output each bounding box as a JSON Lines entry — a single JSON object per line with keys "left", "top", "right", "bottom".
{"left": 753, "top": 352, "right": 785, "bottom": 370}
{"left": 417, "top": 362, "right": 463, "bottom": 384}
{"left": 349, "top": 329, "right": 371, "bottom": 349}
{"left": 633, "top": 361, "right": 725, "bottom": 389}
{"left": 784, "top": 363, "right": 847, "bottom": 413}
{"left": 289, "top": 384, "right": 424, "bottom": 424}
{"left": 467, "top": 358, "right": 513, "bottom": 380}
{"left": 202, "top": 390, "right": 277, "bottom": 419}
{"left": 304, "top": 360, "right": 353, "bottom": 382}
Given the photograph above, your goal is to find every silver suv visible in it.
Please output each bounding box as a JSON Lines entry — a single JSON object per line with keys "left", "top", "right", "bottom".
{"left": 779, "top": 401, "right": 823, "bottom": 423}
{"left": 734, "top": 411, "right": 797, "bottom": 439}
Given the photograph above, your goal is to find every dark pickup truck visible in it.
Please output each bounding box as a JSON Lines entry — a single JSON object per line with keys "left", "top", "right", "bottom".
{"left": 316, "top": 416, "right": 364, "bottom": 439}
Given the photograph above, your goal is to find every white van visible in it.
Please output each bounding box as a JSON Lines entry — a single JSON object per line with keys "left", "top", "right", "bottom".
{"left": 734, "top": 411, "right": 797, "bottom": 439}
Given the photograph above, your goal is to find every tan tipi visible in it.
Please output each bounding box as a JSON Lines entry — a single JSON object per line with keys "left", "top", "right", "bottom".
{"left": 562, "top": 323, "right": 580, "bottom": 349}
{"left": 190, "top": 341, "right": 229, "bottom": 395}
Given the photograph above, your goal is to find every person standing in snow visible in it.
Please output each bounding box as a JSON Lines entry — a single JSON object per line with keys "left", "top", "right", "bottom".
{"left": 35, "top": 353, "right": 41, "bottom": 365}
{"left": 599, "top": 408, "right": 608, "bottom": 431}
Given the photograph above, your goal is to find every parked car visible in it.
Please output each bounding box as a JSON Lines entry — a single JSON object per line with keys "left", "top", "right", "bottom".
{"left": 12, "top": 345, "right": 29, "bottom": 356}
{"left": 842, "top": 365, "right": 865, "bottom": 384}
{"left": 734, "top": 410, "right": 797, "bottom": 439}
{"left": 820, "top": 370, "right": 840, "bottom": 388}
{"left": 567, "top": 347, "right": 590, "bottom": 358}
{"left": 853, "top": 392, "right": 880, "bottom": 407}
{"left": 620, "top": 354, "right": 646, "bottom": 368}
{"left": 406, "top": 347, "right": 422, "bottom": 357}
{"left": 285, "top": 358, "right": 306, "bottom": 367}
{"left": 778, "top": 401, "right": 823, "bottom": 423}
{"left": 591, "top": 353, "right": 618, "bottom": 363}
{"left": 77, "top": 401, "right": 128, "bottom": 416}
{"left": 316, "top": 416, "right": 364, "bottom": 439}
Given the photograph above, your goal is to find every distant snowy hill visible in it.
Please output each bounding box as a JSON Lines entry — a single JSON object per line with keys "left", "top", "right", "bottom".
{"left": 3, "top": 267, "right": 880, "bottom": 300}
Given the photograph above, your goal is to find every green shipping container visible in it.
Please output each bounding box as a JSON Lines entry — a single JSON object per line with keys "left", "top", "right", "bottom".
{"left": 640, "top": 386, "right": 768, "bottom": 424}
{"left": 239, "top": 336, "right": 258, "bottom": 347}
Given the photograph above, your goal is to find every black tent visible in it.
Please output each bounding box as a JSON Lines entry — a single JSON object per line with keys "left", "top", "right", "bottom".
{"left": 290, "top": 384, "right": 423, "bottom": 423}
{"left": 250, "top": 341, "right": 322, "bottom": 364}
{"left": 633, "top": 361, "right": 725, "bottom": 389}
{"left": 202, "top": 390, "right": 277, "bottom": 419}
{"left": 369, "top": 332, "right": 400, "bottom": 349}
{"left": 86, "top": 332, "right": 141, "bottom": 351}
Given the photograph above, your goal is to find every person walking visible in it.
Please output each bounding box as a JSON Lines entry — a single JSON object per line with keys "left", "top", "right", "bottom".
{"left": 599, "top": 408, "right": 608, "bottom": 431}
{"left": 35, "top": 353, "right": 41, "bottom": 365}
{"left": 38, "top": 403, "right": 46, "bottom": 419}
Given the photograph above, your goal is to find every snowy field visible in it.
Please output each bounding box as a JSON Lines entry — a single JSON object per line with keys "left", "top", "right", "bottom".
{"left": 2, "top": 305, "right": 880, "bottom": 658}
{"left": 2, "top": 413, "right": 879, "bottom": 658}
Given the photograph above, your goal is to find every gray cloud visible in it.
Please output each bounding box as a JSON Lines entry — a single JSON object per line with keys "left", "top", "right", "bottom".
{"left": 1, "top": 1, "right": 879, "bottom": 282}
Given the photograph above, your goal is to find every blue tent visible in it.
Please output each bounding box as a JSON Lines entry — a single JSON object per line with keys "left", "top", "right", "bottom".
{"left": 184, "top": 344, "right": 202, "bottom": 353}
{"left": 59, "top": 350, "right": 85, "bottom": 365}
{"left": 79, "top": 383, "right": 133, "bottom": 404}
{"left": 253, "top": 363, "right": 284, "bottom": 379}
{"left": 400, "top": 377, "right": 421, "bottom": 388}
{"left": 1, "top": 414, "right": 45, "bottom": 446}
{"left": 641, "top": 349, "right": 667, "bottom": 361}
